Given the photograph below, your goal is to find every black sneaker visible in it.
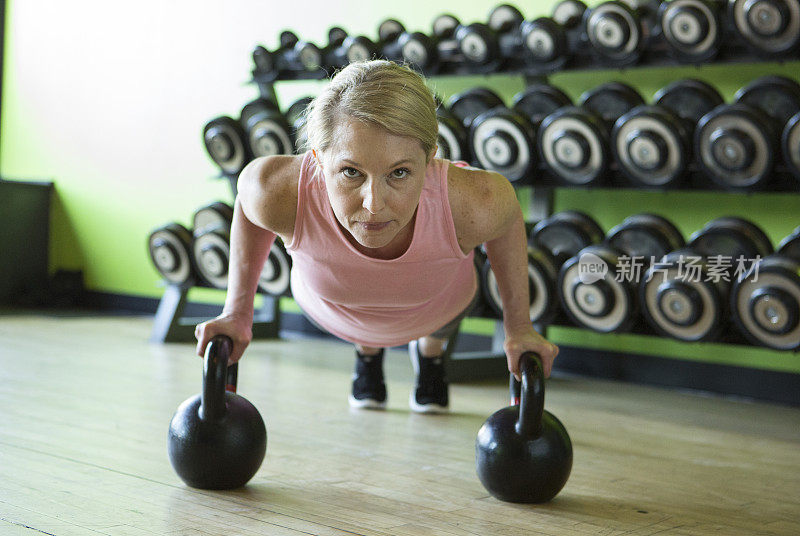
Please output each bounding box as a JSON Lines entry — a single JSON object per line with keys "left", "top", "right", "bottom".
{"left": 349, "top": 349, "right": 387, "bottom": 409}
{"left": 408, "top": 340, "right": 449, "bottom": 413}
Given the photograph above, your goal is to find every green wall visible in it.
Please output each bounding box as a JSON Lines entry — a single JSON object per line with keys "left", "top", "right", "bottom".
{"left": 2, "top": 0, "right": 799, "bottom": 360}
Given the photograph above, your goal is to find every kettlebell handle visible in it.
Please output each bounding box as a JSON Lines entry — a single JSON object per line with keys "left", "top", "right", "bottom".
{"left": 200, "top": 335, "right": 237, "bottom": 421}
{"left": 515, "top": 352, "right": 545, "bottom": 439}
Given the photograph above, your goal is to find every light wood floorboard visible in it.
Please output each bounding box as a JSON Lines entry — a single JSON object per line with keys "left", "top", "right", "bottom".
{"left": 0, "top": 313, "right": 799, "bottom": 535}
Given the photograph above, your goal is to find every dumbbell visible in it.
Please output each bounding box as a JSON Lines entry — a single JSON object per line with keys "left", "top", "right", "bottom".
{"left": 193, "top": 201, "right": 292, "bottom": 296}
{"left": 468, "top": 83, "right": 571, "bottom": 183}
{"left": 375, "top": 19, "right": 411, "bottom": 63}
{"left": 453, "top": 4, "right": 526, "bottom": 72}
{"left": 582, "top": 0, "right": 659, "bottom": 67}
{"left": 548, "top": 212, "right": 657, "bottom": 334}
{"left": 481, "top": 212, "right": 605, "bottom": 324}
{"left": 252, "top": 31, "right": 324, "bottom": 79}
{"left": 695, "top": 76, "right": 800, "bottom": 190}
{"left": 287, "top": 27, "right": 348, "bottom": 75}
{"left": 613, "top": 79, "right": 723, "bottom": 188}
{"left": 731, "top": 224, "right": 800, "bottom": 350}
{"left": 538, "top": 82, "right": 644, "bottom": 186}
{"left": 469, "top": 104, "right": 538, "bottom": 183}
{"left": 688, "top": 216, "right": 774, "bottom": 272}
{"left": 517, "top": 0, "right": 587, "bottom": 71}
{"left": 397, "top": 14, "right": 462, "bottom": 74}
{"left": 480, "top": 244, "right": 563, "bottom": 325}
{"left": 439, "top": 88, "right": 505, "bottom": 164}
{"left": 284, "top": 96, "right": 313, "bottom": 154}
{"left": 784, "top": 112, "right": 800, "bottom": 183}
{"left": 323, "top": 33, "right": 378, "bottom": 71}
{"left": 606, "top": 213, "right": 686, "bottom": 264}
{"left": 203, "top": 116, "right": 252, "bottom": 176}
{"left": 148, "top": 223, "right": 196, "bottom": 287}
{"left": 639, "top": 247, "right": 731, "bottom": 342}
{"left": 239, "top": 98, "right": 294, "bottom": 159}
{"left": 192, "top": 203, "right": 234, "bottom": 290}
{"left": 728, "top": 0, "right": 800, "bottom": 58}
{"left": 658, "top": 0, "right": 725, "bottom": 62}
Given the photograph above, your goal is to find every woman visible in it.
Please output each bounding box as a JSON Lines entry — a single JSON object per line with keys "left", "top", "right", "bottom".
{"left": 195, "top": 60, "right": 558, "bottom": 413}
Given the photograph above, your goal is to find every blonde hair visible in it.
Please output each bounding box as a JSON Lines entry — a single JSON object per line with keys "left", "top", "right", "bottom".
{"left": 302, "top": 60, "right": 438, "bottom": 158}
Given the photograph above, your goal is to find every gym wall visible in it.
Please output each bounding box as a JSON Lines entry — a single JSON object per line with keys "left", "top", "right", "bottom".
{"left": 1, "top": 0, "right": 799, "bottom": 306}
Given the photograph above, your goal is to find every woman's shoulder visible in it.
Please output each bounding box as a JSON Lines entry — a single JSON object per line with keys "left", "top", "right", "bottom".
{"left": 237, "top": 154, "right": 304, "bottom": 236}
{"left": 446, "top": 163, "right": 519, "bottom": 249}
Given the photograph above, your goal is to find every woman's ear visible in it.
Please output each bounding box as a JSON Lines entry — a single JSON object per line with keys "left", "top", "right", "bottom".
{"left": 428, "top": 144, "right": 439, "bottom": 163}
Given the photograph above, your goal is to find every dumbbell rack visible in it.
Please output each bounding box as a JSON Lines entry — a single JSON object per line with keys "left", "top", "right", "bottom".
{"left": 192, "top": 7, "right": 800, "bottom": 401}
{"left": 150, "top": 176, "right": 282, "bottom": 344}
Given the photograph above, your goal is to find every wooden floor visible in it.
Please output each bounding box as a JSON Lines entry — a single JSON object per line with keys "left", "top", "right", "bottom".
{"left": 1, "top": 312, "right": 799, "bottom": 536}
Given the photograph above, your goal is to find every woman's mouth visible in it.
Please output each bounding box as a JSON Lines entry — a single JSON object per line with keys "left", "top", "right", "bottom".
{"left": 358, "top": 221, "right": 390, "bottom": 231}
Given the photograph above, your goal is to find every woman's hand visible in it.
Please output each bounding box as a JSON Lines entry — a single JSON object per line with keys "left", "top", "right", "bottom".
{"left": 195, "top": 311, "right": 253, "bottom": 364}
{"left": 503, "top": 324, "right": 559, "bottom": 380}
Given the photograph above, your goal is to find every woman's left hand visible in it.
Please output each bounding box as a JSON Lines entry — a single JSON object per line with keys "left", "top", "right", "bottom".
{"left": 503, "top": 325, "right": 559, "bottom": 379}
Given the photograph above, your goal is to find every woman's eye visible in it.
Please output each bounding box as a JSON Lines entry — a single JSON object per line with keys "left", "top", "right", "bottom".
{"left": 342, "top": 167, "right": 360, "bottom": 178}
{"left": 391, "top": 168, "right": 410, "bottom": 179}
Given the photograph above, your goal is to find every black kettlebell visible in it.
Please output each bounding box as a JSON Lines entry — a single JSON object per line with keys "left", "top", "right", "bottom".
{"left": 167, "top": 335, "right": 267, "bottom": 489}
{"left": 475, "top": 352, "right": 572, "bottom": 503}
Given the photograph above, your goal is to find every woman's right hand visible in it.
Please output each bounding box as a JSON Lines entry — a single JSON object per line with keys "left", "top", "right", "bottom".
{"left": 195, "top": 311, "right": 253, "bottom": 364}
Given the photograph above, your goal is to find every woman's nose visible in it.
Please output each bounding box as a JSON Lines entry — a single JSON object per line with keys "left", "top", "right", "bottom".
{"left": 361, "top": 179, "right": 385, "bottom": 214}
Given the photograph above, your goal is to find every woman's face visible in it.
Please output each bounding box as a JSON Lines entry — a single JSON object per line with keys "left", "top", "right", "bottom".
{"left": 319, "top": 115, "right": 430, "bottom": 258}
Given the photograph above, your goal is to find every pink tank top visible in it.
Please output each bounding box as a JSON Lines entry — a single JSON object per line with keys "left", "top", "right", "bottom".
{"left": 285, "top": 151, "right": 477, "bottom": 347}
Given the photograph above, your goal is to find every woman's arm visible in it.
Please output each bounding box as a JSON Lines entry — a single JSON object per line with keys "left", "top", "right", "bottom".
{"left": 195, "top": 155, "right": 301, "bottom": 363}
{"left": 449, "top": 164, "right": 559, "bottom": 378}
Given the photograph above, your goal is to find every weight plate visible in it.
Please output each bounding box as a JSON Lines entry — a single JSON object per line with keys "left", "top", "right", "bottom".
{"left": 252, "top": 46, "right": 274, "bottom": 73}
{"left": 483, "top": 246, "right": 560, "bottom": 323}
{"left": 488, "top": 4, "right": 525, "bottom": 33}
{"left": 512, "top": 84, "right": 573, "bottom": 124}
{"left": 457, "top": 23, "right": 500, "bottom": 65}
{"left": 240, "top": 98, "right": 279, "bottom": 128}
{"left": 640, "top": 249, "right": 727, "bottom": 341}
{"left": 433, "top": 14, "right": 461, "bottom": 38}
{"left": 401, "top": 32, "right": 437, "bottom": 70}
{"left": 203, "top": 116, "right": 250, "bottom": 175}
{"left": 584, "top": 1, "right": 643, "bottom": 63}
{"left": 531, "top": 210, "right": 606, "bottom": 264}
{"left": 558, "top": 244, "right": 637, "bottom": 332}
{"left": 448, "top": 88, "right": 505, "bottom": 128}
{"left": 295, "top": 41, "right": 322, "bottom": 71}
{"left": 148, "top": 223, "right": 194, "bottom": 286}
{"left": 777, "top": 225, "right": 800, "bottom": 261}
{"left": 258, "top": 240, "right": 292, "bottom": 296}
{"left": 243, "top": 111, "right": 293, "bottom": 158}
{"left": 344, "top": 36, "right": 376, "bottom": 63}
{"left": 688, "top": 216, "right": 774, "bottom": 264}
{"left": 612, "top": 105, "right": 692, "bottom": 187}
{"left": 192, "top": 226, "right": 231, "bottom": 289}
{"left": 728, "top": 0, "right": 800, "bottom": 56}
{"left": 553, "top": 0, "right": 589, "bottom": 27}
{"left": 470, "top": 109, "right": 537, "bottom": 182}
{"left": 520, "top": 18, "right": 568, "bottom": 65}
{"left": 659, "top": 0, "right": 723, "bottom": 62}
{"left": 328, "top": 26, "right": 348, "bottom": 46}
{"left": 695, "top": 103, "right": 778, "bottom": 190}
{"left": 653, "top": 78, "right": 724, "bottom": 124}
{"left": 580, "top": 82, "right": 645, "bottom": 124}
{"left": 731, "top": 255, "right": 800, "bottom": 349}
{"left": 783, "top": 111, "right": 800, "bottom": 180}
{"left": 378, "top": 19, "right": 405, "bottom": 42}
{"left": 538, "top": 107, "right": 611, "bottom": 186}
{"left": 735, "top": 75, "right": 800, "bottom": 126}
{"left": 280, "top": 31, "right": 299, "bottom": 49}
{"left": 606, "top": 213, "right": 686, "bottom": 261}
{"left": 193, "top": 202, "right": 234, "bottom": 236}
{"left": 436, "top": 114, "right": 469, "bottom": 161}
